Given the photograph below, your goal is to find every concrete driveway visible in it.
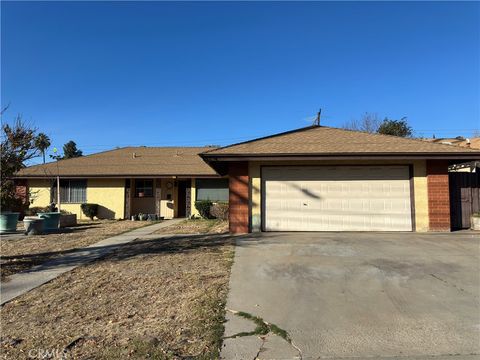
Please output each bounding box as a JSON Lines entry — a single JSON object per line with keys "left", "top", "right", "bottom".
{"left": 222, "top": 232, "right": 480, "bottom": 360}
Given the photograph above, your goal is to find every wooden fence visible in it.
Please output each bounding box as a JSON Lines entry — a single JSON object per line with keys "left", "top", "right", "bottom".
{"left": 449, "top": 172, "right": 480, "bottom": 229}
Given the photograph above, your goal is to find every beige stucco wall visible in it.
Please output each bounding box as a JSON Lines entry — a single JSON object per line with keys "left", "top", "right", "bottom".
{"left": 190, "top": 178, "right": 200, "bottom": 217}
{"left": 28, "top": 178, "right": 125, "bottom": 220}
{"left": 29, "top": 179, "right": 53, "bottom": 209}
{"left": 248, "top": 159, "right": 429, "bottom": 232}
{"left": 412, "top": 161, "right": 429, "bottom": 231}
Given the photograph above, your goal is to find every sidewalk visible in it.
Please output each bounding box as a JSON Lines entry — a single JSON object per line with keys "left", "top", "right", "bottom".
{"left": 1, "top": 219, "right": 184, "bottom": 305}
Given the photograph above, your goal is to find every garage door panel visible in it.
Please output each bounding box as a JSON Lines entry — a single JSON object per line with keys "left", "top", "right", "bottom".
{"left": 263, "top": 166, "right": 412, "bottom": 231}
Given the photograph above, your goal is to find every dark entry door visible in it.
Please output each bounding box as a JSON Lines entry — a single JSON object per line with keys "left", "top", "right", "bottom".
{"left": 177, "top": 180, "right": 188, "bottom": 217}
{"left": 450, "top": 172, "right": 480, "bottom": 229}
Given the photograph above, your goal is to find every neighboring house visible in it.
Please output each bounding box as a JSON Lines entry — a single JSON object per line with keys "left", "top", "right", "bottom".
{"left": 15, "top": 147, "right": 228, "bottom": 220}
{"left": 424, "top": 137, "right": 480, "bottom": 173}
{"left": 201, "top": 126, "right": 480, "bottom": 233}
{"left": 425, "top": 137, "right": 480, "bottom": 149}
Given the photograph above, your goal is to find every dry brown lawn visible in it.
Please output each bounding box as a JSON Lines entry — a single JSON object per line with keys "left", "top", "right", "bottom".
{"left": 1, "top": 233, "right": 234, "bottom": 359}
{"left": 155, "top": 219, "right": 229, "bottom": 235}
{"left": 1, "top": 220, "right": 149, "bottom": 280}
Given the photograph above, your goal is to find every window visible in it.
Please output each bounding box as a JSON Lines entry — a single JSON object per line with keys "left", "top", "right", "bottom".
{"left": 196, "top": 178, "right": 228, "bottom": 202}
{"left": 135, "top": 179, "right": 153, "bottom": 197}
{"left": 51, "top": 180, "right": 87, "bottom": 203}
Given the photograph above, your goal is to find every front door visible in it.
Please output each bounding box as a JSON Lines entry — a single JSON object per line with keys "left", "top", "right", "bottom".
{"left": 177, "top": 180, "right": 188, "bottom": 217}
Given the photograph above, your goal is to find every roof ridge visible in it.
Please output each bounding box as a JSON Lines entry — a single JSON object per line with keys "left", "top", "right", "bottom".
{"left": 322, "top": 126, "right": 480, "bottom": 152}
{"left": 201, "top": 125, "right": 318, "bottom": 155}
{"left": 23, "top": 146, "right": 133, "bottom": 171}
{"left": 203, "top": 125, "right": 480, "bottom": 155}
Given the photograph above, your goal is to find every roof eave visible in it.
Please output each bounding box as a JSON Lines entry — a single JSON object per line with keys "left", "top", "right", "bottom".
{"left": 14, "top": 173, "right": 221, "bottom": 179}
{"left": 201, "top": 152, "right": 480, "bottom": 161}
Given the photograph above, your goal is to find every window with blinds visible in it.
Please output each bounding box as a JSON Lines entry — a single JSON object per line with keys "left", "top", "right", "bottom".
{"left": 51, "top": 180, "right": 87, "bottom": 203}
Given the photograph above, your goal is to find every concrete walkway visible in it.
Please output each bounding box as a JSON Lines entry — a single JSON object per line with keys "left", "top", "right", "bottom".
{"left": 1, "top": 219, "right": 184, "bottom": 305}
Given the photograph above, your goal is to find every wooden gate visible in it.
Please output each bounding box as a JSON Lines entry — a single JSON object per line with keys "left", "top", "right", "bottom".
{"left": 449, "top": 172, "right": 480, "bottom": 229}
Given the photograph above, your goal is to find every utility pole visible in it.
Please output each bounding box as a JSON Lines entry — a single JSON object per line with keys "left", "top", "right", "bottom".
{"left": 57, "top": 175, "right": 61, "bottom": 211}
{"left": 53, "top": 147, "right": 61, "bottom": 211}
{"left": 314, "top": 108, "right": 322, "bottom": 126}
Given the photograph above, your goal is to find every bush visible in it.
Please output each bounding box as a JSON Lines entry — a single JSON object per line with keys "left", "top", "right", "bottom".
{"left": 81, "top": 203, "right": 99, "bottom": 220}
{"left": 210, "top": 202, "right": 229, "bottom": 220}
{"left": 195, "top": 200, "right": 213, "bottom": 219}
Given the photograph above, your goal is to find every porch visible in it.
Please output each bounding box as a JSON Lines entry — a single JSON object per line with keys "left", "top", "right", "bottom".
{"left": 125, "top": 177, "right": 228, "bottom": 220}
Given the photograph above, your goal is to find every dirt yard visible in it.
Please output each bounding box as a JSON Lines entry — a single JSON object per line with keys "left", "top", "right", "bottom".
{"left": 155, "top": 219, "right": 228, "bottom": 235}
{"left": 1, "top": 233, "right": 234, "bottom": 359}
{"left": 0, "top": 220, "right": 149, "bottom": 280}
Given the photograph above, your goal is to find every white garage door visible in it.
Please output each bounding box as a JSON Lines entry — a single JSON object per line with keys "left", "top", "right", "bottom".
{"left": 263, "top": 166, "right": 412, "bottom": 231}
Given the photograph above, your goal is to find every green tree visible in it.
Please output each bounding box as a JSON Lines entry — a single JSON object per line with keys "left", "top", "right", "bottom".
{"left": 377, "top": 118, "right": 412, "bottom": 137}
{"left": 62, "top": 140, "right": 83, "bottom": 159}
{"left": 35, "top": 133, "right": 51, "bottom": 164}
{"left": 1, "top": 116, "right": 41, "bottom": 210}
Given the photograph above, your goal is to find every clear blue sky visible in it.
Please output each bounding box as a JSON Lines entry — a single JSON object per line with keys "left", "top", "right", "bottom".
{"left": 2, "top": 1, "right": 479, "bottom": 162}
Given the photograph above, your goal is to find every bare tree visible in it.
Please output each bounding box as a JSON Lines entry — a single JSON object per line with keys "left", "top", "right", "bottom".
{"left": 342, "top": 112, "right": 381, "bottom": 133}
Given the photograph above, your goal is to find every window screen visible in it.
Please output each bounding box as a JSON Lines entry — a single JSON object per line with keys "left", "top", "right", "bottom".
{"left": 195, "top": 179, "right": 228, "bottom": 202}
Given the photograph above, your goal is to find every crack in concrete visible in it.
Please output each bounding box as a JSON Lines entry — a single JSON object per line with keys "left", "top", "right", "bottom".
{"left": 252, "top": 336, "right": 266, "bottom": 360}
{"left": 429, "top": 273, "right": 474, "bottom": 296}
{"left": 225, "top": 308, "right": 303, "bottom": 360}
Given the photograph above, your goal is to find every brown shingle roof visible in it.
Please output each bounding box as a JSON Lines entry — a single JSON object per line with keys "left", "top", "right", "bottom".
{"left": 16, "top": 147, "right": 219, "bottom": 178}
{"left": 202, "top": 126, "right": 480, "bottom": 156}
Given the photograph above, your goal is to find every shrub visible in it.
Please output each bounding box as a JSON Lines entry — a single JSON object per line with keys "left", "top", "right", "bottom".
{"left": 210, "top": 202, "right": 229, "bottom": 220}
{"left": 195, "top": 200, "right": 213, "bottom": 219}
{"left": 81, "top": 203, "right": 99, "bottom": 220}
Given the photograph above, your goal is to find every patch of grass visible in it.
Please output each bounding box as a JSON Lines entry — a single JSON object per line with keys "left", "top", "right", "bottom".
{"left": 1, "top": 233, "right": 235, "bottom": 359}
{"left": 228, "top": 311, "right": 292, "bottom": 343}
{"left": 192, "top": 285, "right": 229, "bottom": 359}
{"left": 234, "top": 312, "right": 269, "bottom": 337}
{"left": 100, "top": 338, "right": 175, "bottom": 359}
{"left": 269, "top": 323, "right": 291, "bottom": 343}
{"left": 154, "top": 219, "right": 228, "bottom": 235}
{"left": 1, "top": 219, "right": 150, "bottom": 280}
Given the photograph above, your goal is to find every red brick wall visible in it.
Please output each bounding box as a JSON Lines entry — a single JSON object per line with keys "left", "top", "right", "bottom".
{"left": 228, "top": 162, "right": 249, "bottom": 234}
{"left": 14, "top": 179, "right": 29, "bottom": 203}
{"left": 14, "top": 179, "right": 29, "bottom": 218}
{"left": 427, "top": 160, "right": 451, "bottom": 231}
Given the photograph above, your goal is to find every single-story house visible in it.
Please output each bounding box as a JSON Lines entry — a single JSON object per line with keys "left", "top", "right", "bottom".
{"left": 15, "top": 146, "right": 228, "bottom": 220}
{"left": 16, "top": 125, "right": 480, "bottom": 233}
{"left": 200, "top": 125, "right": 480, "bottom": 233}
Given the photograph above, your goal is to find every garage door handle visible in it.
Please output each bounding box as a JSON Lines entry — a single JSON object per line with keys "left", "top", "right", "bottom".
{"left": 303, "top": 203, "right": 307, "bottom": 206}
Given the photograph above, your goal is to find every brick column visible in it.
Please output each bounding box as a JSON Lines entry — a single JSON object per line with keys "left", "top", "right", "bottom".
{"left": 229, "top": 162, "right": 249, "bottom": 234}
{"left": 427, "top": 160, "right": 451, "bottom": 231}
